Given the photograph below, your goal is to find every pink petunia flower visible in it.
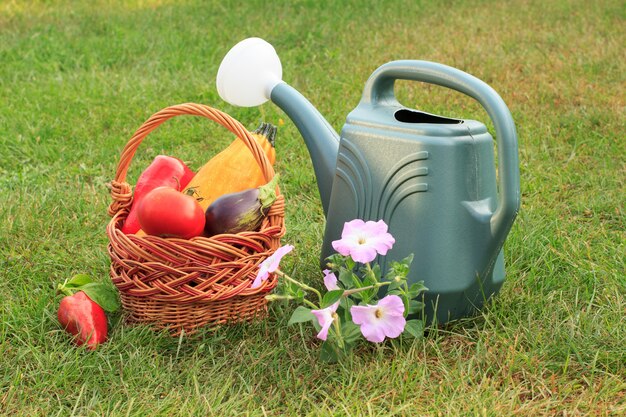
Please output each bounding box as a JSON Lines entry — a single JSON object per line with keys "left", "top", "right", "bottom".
{"left": 251, "top": 244, "right": 294, "bottom": 289}
{"left": 311, "top": 302, "right": 340, "bottom": 341}
{"left": 323, "top": 269, "right": 339, "bottom": 291}
{"left": 331, "top": 219, "right": 395, "bottom": 264}
{"left": 350, "top": 295, "right": 406, "bottom": 343}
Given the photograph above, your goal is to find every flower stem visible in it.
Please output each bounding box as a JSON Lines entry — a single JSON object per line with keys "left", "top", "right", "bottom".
{"left": 302, "top": 298, "right": 320, "bottom": 310}
{"left": 332, "top": 315, "right": 344, "bottom": 349}
{"left": 402, "top": 280, "right": 411, "bottom": 318}
{"left": 276, "top": 270, "right": 323, "bottom": 305}
{"left": 265, "top": 292, "right": 319, "bottom": 309}
{"left": 343, "top": 281, "right": 391, "bottom": 297}
{"left": 264, "top": 294, "right": 295, "bottom": 302}
{"left": 365, "top": 261, "right": 380, "bottom": 284}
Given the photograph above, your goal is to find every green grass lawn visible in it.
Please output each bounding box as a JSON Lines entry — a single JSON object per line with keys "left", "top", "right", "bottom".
{"left": 1, "top": 0, "right": 624, "bottom": 415}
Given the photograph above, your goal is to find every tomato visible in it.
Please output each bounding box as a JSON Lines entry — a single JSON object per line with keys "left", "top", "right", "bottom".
{"left": 137, "top": 187, "right": 205, "bottom": 239}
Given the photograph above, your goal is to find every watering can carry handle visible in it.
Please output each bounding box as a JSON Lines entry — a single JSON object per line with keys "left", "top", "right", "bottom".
{"left": 362, "top": 60, "right": 520, "bottom": 241}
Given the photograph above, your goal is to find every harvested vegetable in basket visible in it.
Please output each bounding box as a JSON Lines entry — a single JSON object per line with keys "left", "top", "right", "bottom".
{"left": 183, "top": 122, "right": 276, "bottom": 211}
{"left": 137, "top": 186, "right": 206, "bottom": 239}
{"left": 121, "top": 155, "right": 195, "bottom": 234}
{"left": 204, "top": 174, "right": 279, "bottom": 236}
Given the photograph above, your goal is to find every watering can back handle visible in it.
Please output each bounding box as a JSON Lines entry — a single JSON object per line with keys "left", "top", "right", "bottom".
{"left": 362, "top": 60, "right": 520, "bottom": 243}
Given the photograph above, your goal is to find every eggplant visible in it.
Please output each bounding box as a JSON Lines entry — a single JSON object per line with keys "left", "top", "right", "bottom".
{"left": 204, "top": 175, "right": 279, "bottom": 236}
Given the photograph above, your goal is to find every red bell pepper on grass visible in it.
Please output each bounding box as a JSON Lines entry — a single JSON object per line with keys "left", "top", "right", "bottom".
{"left": 121, "top": 155, "right": 195, "bottom": 234}
{"left": 57, "top": 274, "right": 120, "bottom": 350}
{"left": 58, "top": 291, "right": 107, "bottom": 349}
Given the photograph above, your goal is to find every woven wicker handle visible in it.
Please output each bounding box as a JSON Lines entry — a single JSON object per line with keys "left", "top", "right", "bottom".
{"left": 108, "top": 103, "right": 276, "bottom": 216}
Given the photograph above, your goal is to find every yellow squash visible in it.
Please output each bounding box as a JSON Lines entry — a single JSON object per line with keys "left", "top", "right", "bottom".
{"left": 184, "top": 122, "right": 277, "bottom": 211}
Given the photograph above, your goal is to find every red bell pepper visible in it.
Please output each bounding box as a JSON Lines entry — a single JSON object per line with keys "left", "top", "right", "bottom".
{"left": 58, "top": 291, "right": 108, "bottom": 350}
{"left": 57, "top": 274, "right": 120, "bottom": 350}
{"left": 121, "top": 155, "right": 195, "bottom": 234}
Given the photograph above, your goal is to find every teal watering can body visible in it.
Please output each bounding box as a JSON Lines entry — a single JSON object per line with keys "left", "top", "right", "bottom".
{"left": 271, "top": 60, "right": 520, "bottom": 323}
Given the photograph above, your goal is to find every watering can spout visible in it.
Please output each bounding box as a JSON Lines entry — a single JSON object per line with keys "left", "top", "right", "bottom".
{"left": 270, "top": 83, "right": 340, "bottom": 215}
{"left": 216, "top": 37, "right": 339, "bottom": 215}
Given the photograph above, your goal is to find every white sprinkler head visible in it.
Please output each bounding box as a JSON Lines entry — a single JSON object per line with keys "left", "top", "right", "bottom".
{"left": 216, "top": 37, "right": 283, "bottom": 107}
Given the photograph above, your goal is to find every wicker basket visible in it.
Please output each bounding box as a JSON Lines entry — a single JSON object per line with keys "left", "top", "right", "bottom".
{"left": 106, "top": 103, "right": 285, "bottom": 336}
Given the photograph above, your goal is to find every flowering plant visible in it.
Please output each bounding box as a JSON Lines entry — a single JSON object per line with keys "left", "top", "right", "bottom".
{"left": 257, "top": 219, "right": 427, "bottom": 362}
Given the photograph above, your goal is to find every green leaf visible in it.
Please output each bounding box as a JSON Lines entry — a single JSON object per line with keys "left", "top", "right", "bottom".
{"left": 285, "top": 280, "right": 306, "bottom": 299}
{"left": 66, "top": 274, "right": 94, "bottom": 288}
{"left": 404, "top": 319, "right": 425, "bottom": 339}
{"left": 408, "top": 281, "right": 428, "bottom": 298}
{"left": 350, "top": 272, "right": 363, "bottom": 289}
{"left": 81, "top": 283, "right": 120, "bottom": 313}
{"left": 386, "top": 288, "right": 402, "bottom": 296}
{"left": 385, "top": 254, "right": 414, "bottom": 281}
{"left": 360, "top": 264, "right": 381, "bottom": 285}
{"left": 288, "top": 306, "right": 315, "bottom": 325}
{"left": 361, "top": 271, "right": 375, "bottom": 287}
{"left": 344, "top": 257, "right": 356, "bottom": 271}
{"left": 322, "top": 289, "right": 344, "bottom": 308}
{"left": 387, "top": 279, "right": 404, "bottom": 292}
{"left": 341, "top": 321, "right": 361, "bottom": 343}
{"left": 408, "top": 300, "right": 425, "bottom": 315}
{"left": 311, "top": 316, "right": 321, "bottom": 332}
{"left": 401, "top": 253, "right": 415, "bottom": 268}
{"left": 324, "top": 253, "right": 345, "bottom": 270}
{"left": 403, "top": 295, "right": 410, "bottom": 317}
{"left": 359, "top": 288, "right": 378, "bottom": 305}
{"left": 284, "top": 280, "right": 297, "bottom": 296}
{"left": 338, "top": 269, "right": 356, "bottom": 289}
{"left": 340, "top": 297, "right": 354, "bottom": 321}
{"left": 371, "top": 264, "right": 381, "bottom": 281}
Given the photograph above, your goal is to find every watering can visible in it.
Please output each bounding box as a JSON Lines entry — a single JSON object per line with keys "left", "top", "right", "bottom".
{"left": 216, "top": 38, "right": 520, "bottom": 323}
